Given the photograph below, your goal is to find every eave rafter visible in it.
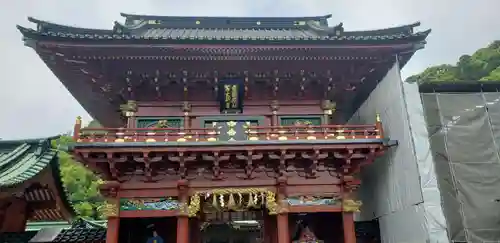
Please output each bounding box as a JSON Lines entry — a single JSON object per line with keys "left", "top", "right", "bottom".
{"left": 72, "top": 141, "right": 387, "bottom": 183}
{"left": 33, "top": 42, "right": 399, "bottom": 126}
{"left": 35, "top": 48, "right": 123, "bottom": 127}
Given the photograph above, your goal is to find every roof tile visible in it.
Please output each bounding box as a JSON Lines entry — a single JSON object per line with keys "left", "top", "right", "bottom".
{"left": 17, "top": 14, "right": 431, "bottom": 44}
{"left": 0, "top": 137, "right": 76, "bottom": 222}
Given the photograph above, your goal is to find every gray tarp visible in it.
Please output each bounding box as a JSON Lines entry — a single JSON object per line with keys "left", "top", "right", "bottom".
{"left": 421, "top": 92, "right": 500, "bottom": 242}
{"left": 350, "top": 60, "right": 449, "bottom": 243}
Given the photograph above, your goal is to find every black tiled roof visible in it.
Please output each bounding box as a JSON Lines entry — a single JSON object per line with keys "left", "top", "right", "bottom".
{"left": 0, "top": 219, "right": 107, "bottom": 243}
{"left": 0, "top": 231, "right": 37, "bottom": 243}
{"left": 51, "top": 228, "right": 106, "bottom": 243}
{"left": 16, "top": 14, "right": 430, "bottom": 44}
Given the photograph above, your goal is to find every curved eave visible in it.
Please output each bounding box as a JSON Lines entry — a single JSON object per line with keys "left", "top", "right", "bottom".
{"left": 344, "top": 22, "right": 422, "bottom": 36}
{"left": 49, "top": 153, "right": 76, "bottom": 221}
{"left": 0, "top": 137, "right": 59, "bottom": 187}
{"left": 120, "top": 12, "right": 332, "bottom": 21}
{"left": 16, "top": 25, "right": 430, "bottom": 45}
{"left": 25, "top": 17, "right": 114, "bottom": 35}
{"left": 0, "top": 135, "right": 61, "bottom": 145}
{"left": 0, "top": 136, "right": 59, "bottom": 173}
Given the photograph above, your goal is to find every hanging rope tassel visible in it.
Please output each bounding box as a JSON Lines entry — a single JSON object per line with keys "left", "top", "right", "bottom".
{"left": 247, "top": 193, "right": 255, "bottom": 208}
{"left": 228, "top": 193, "right": 236, "bottom": 210}
{"left": 212, "top": 194, "right": 218, "bottom": 208}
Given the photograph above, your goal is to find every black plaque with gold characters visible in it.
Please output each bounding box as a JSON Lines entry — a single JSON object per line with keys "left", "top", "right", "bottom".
{"left": 218, "top": 79, "right": 244, "bottom": 113}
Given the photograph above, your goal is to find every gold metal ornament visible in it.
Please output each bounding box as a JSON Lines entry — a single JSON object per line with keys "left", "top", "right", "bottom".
{"left": 99, "top": 202, "right": 118, "bottom": 218}
{"left": 187, "top": 193, "right": 201, "bottom": 217}
{"left": 343, "top": 199, "right": 362, "bottom": 213}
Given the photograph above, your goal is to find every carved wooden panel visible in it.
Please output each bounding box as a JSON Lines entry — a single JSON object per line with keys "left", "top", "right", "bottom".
{"left": 279, "top": 116, "right": 322, "bottom": 126}
{"left": 120, "top": 197, "right": 179, "bottom": 211}
{"left": 136, "top": 117, "right": 183, "bottom": 128}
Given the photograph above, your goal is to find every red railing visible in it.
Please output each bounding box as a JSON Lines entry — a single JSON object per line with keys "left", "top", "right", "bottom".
{"left": 73, "top": 118, "right": 384, "bottom": 143}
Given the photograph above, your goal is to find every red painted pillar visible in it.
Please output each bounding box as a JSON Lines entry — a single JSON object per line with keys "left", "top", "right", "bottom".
{"left": 106, "top": 217, "right": 120, "bottom": 243}
{"left": 176, "top": 179, "right": 190, "bottom": 243}
{"left": 277, "top": 213, "right": 289, "bottom": 243}
{"left": 343, "top": 212, "right": 356, "bottom": 243}
{"left": 73, "top": 116, "right": 81, "bottom": 141}
{"left": 177, "top": 216, "right": 189, "bottom": 243}
{"left": 1, "top": 198, "right": 27, "bottom": 232}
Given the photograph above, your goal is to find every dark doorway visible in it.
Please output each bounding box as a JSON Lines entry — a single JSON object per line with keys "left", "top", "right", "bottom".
{"left": 118, "top": 217, "right": 176, "bottom": 243}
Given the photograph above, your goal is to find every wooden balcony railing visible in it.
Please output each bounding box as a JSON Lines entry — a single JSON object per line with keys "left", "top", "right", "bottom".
{"left": 73, "top": 117, "right": 384, "bottom": 143}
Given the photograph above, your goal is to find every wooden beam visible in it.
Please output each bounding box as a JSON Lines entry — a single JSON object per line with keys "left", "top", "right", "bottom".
{"left": 288, "top": 205, "right": 342, "bottom": 213}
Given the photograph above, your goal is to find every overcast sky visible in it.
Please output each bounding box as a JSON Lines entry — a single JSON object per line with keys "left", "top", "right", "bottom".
{"left": 0, "top": 0, "right": 499, "bottom": 139}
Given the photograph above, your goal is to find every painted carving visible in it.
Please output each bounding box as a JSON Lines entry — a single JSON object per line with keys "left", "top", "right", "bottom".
{"left": 119, "top": 100, "right": 138, "bottom": 117}
{"left": 120, "top": 198, "right": 179, "bottom": 211}
{"left": 294, "top": 120, "right": 313, "bottom": 126}
{"left": 280, "top": 117, "right": 321, "bottom": 126}
{"left": 343, "top": 199, "right": 362, "bottom": 212}
{"left": 286, "top": 196, "right": 339, "bottom": 206}
{"left": 99, "top": 202, "right": 118, "bottom": 218}
{"left": 155, "top": 120, "right": 170, "bottom": 128}
{"left": 136, "top": 118, "right": 182, "bottom": 129}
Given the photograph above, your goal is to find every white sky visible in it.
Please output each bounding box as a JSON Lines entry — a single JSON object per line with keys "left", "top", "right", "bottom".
{"left": 0, "top": 0, "right": 499, "bottom": 139}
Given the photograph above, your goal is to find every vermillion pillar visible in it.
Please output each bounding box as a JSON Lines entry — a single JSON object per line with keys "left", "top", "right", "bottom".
{"left": 106, "top": 217, "right": 120, "bottom": 243}
{"left": 177, "top": 180, "right": 190, "bottom": 243}
{"left": 176, "top": 216, "right": 189, "bottom": 243}
{"left": 277, "top": 213, "right": 289, "bottom": 243}
{"left": 343, "top": 212, "right": 356, "bottom": 243}
{"left": 0, "top": 198, "right": 28, "bottom": 232}
{"left": 276, "top": 180, "right": 289, "bottom": 243}
{"left": 101, "top": 182, "right": 120, "bottom": 243}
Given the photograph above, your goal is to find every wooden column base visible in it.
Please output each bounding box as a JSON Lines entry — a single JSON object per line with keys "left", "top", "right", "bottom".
{"left": 277, "top": 213, "right": 289, "bottom": 243}
{"left": 343, "top": 212, "right": 356, "bottom": 243}
{"left": 177, "top": 216, "right": 189, "bottom": 243}
{"left": 106, "top": 217, "right": 120, "bottom": 243}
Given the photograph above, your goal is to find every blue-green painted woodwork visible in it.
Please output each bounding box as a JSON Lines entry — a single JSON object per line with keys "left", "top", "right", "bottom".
{"left": 285, "top": 196, "right": 339, "bottom": 206}
{"left": 136, "top": 117, "right": 183, "bottom": 129}
{"left": 120, "top": 198, "right": 179, "bottom": 211}
{"left": 278, "top": 116, "right": 322, "bottom": 126}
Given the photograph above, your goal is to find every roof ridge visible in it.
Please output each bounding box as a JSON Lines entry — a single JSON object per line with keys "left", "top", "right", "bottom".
{"left": 23, "top": 17, "right": 113, "bottom": 34}
{"left": 343, "top": 22, "right": 422, "bottom": 36}
{"left": 120, "top": 12, "right": 332, "bottom": 20}
{"left": 0, "top": 135, "right": 60, "bottom": 145}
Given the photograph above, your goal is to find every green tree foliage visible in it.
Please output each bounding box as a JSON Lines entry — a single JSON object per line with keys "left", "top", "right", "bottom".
{"left": 406, "top": 40, "right": 500, "bottom": 83}
{"left": 52, "top": 135, "right": 105, "bottom": 220}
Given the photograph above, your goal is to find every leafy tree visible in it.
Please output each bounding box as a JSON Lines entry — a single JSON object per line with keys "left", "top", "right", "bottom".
{"left": 406, "top": 40, "right": 500, "bottom": 83}
{"left": 52, "top": 134, "right": 105, "bottom": 220}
